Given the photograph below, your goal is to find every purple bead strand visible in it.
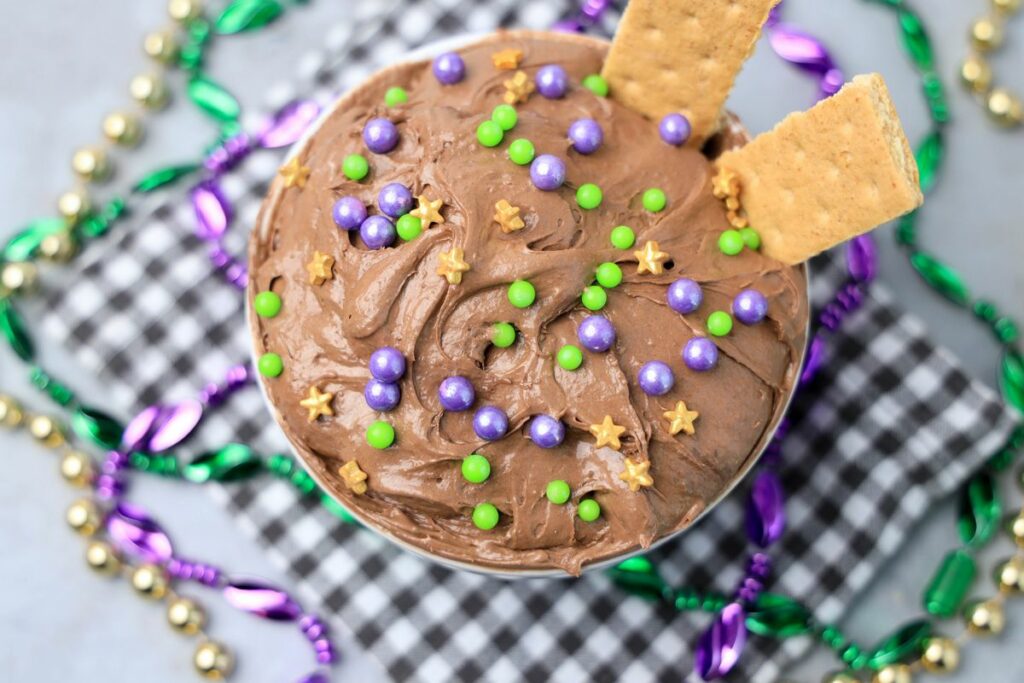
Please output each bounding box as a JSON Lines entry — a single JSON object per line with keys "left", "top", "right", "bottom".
{"left": 95, "top": 450, "right": 130, "bottom": 500}
{"left": 166, "top": 557, "right": 224, "bottom": 587}
{"left": 199, "top": 363, "right": 253, "bottom": 408}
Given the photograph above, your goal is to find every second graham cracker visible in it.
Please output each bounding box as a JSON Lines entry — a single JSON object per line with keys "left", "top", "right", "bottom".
{"left": 718, "top": 73, "right": 923, "bottom": 265}
{"left": 601, "top": 0, "right": 779, "bottom": 146}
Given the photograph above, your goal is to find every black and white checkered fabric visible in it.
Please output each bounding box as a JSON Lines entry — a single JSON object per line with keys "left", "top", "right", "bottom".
{"left": 38, "top": 2, "right": 1020, "bottom": 681}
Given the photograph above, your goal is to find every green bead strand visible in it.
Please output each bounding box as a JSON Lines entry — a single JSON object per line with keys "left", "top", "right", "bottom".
{"left": 29, "top": 366, "right": 75, "bottom": 406}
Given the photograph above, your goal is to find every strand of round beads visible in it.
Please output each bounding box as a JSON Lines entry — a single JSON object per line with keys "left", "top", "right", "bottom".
{"left": 961, "top": 0, "right": 1023, "bottom": 127}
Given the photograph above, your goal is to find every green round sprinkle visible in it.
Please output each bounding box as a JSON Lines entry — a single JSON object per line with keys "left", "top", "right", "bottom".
{"left": 476, "top": 120, "right": 504, "bottom": 148}
{"left": 492, "top": 322, "right": 517, "bottom": 348}
{"left": 507, "top": 138, "right": 536, "bottom": 166}
{"left": 366, "top": 420, "right": 395, "bottom": 449}
{"left": 718, "top": 229, "right": 745, "bottom": 256}
{"left": 254, "top": 291, "right": 282, "bottom": 318}
{"left": 557, "top": 345, "right": 584, "bottom": 371}
{"left": 342, "top": 154, "right": 369, "bottom": 181}
{"left": 396, "top": 214, "right": 423, "bottom": 241}
{"left": 472, "top": 502, "right": 500, "bottom": 530}
{"left": 581, "top": 285, "right": 607, "bottom": 311}
{"left": 461, "top": 454, "right": 491, "bottom": 484}
{"left": 507, "top": 280, "right": 536, "bottom": 308}
{"left": 257, "top": 353, "right": 283, "bottom": 378}
{"left": 595, "top": 262, "right": 623, "bottom": 289}
{"left": 740, "top": 227, "right": 761, "bottom": 250}
{"left": 384, "top": 86, "right": 409, "bottom": 107}
{"left": 578, "top": 498, "right": 601, "bottom": 522}
{"left": 610, "top": 225, "right": 636, "bottom": 250}
{"left": 491, "top": 104, "right": 518, "bottom": 131}
{"left": 582, "top": 74, "right": 609, "bottom": 97}
{"left": 707, "top": 311, "right": 734, "bottom": 337}
{"left": 576, "top": 183, "right": 603, "bottom": 210}
{"left": 642, "top": 188, "right": 667, "bottom": 213}
{"left": 546, "top": 480, "right": 571, "bottom": 505}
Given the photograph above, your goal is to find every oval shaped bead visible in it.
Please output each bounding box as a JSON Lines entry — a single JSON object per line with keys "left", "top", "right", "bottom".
{"left": 184, "top": 443, "right": 262, "bottom": 483}
{"left": 922, "top": 549, "right": 976, "bottom": 618}
{"left": 897, "top": 8, "right": 934, "bottom": 71}
{"left": 0, "top": 299, "right": 34, "bottom": 361}
{"left": 846, "top": 235, "right": 877, "bottom": 283}
{"left": 148, "top": 399, "right": 204, "bottom": 453}
{"left": 223, "top": 580, "right": 302, "bottom": 621}
{"left": 957, "top": 471, "right": 1001, "bottom": 546}
{"left": 745, "top": 471, "right": 786, "bottom": 547}
{"left": 70, "top": 406, "right": 124, "bottom": 450}
{"left": 914, "top": 131, "right": 944, "bottom": 193}
{"left": 909, "top": 251, "right": 969, "bottom": 306}
{"left": 192, "top": 182, "right": 232, "bottom": 240}
{"left": 745, "top": 593, "right": 813, "bottom": 638}
{"left": 215, "top": 0, "right": 284, "bottom": 35}
{"left": 3, "top": 218, "right": 66, "bottom": 262}
{"left": 107, "top": 502, "right": 174, "bottom": 563}
{"left": 188, "top": 74, "right": 241, "bottom": 123}
{"left": 1001, "top": 350, "right": 1024, "bottom": 413}
{"left": 607, "top": 557, "right": 673, "bottom": 603}
{"left": 694, "top": 602, "right": 747, "bottom": 680}
{"left": 867, "top": 619, "right": 932, "bottom": 669}
{"left": 122, "top": 405, "right": 163, "bottom": 452}
{"left": 133, "top": 164, "right": 199, "bottom": 193}
{"left": 258, "top": 100, "right": 320, "bottom": 149}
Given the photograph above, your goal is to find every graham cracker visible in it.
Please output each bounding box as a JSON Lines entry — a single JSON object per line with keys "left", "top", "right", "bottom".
{"left": 717, "top": 73, "right": 923, "bottom": 265}
{"left": 601, "top": 0, "right": 779, "bottom": 146}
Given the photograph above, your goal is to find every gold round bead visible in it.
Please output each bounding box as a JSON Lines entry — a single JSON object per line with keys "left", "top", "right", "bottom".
{"left": 822, "top": 673, "right": 859, "bottom": 683}
{"left": 131, "top": 564, "right": 169, "bottom": 600}
{"left": 1, "top": 261, "right": 39, "bottom": 295}
{"left": 71, "top": 146, "right": 111, "bottom": 183}
{"left": 168, "top": 0, "right": 202, "bottom": 22}
{"left": 85, "top": 541, "right": 121, "bottom": 575}
{"left": 964, "top": 598, "right": 1005, "bottom": 635}
{"left": 920, "top": 636, "right": 960, "bottom": 674}
{"left": 1009, "top": 511, "right": 1024, "bottom": 548}
{"left": 57, "top": 189, "right": 91, "bottom": 221}
{"left": 66, "top": 499, "right": 100, "bottom": 536}
{"left": 987, "top": 88, "right": 1023, "bottom": 126}
{"left": 971, "top": 16, "right": 1004, "bottom": 51}
{"left": 960, "top": 55, "right": 993, "bottom": 93}
{"left": 130, "top": 74, "right": 169, "bottom": 109}
{"left": 872, "top": 664, "right": 911, "bottom": 683}
{"left": 60, "top": 450, "right": 94, "bottom": 487}
{"left": 0, "top": 395, "right": 24, "bottom": 428}
{"left": 995, "top": 556, "right": 1024, "bottom": 593}
{"left": 193, "top": 640, "right": 234, "bottom": 680}
{"left": 38, "top": 231, "right": 78, "bottom": 263}
{"left": 102, "top": 112, "right": 143, "bottom": 147}
{"left": 28, "top": 414, "right": 65, "bottom": 448}
{"left": 167, "top": 597, "right": 206, "bottom": 634}
{"left": 144, "top": 30, "right": 178, "bottom": 63}
{"left": 993, "top": 0, "right": 1021, "bottom": 13}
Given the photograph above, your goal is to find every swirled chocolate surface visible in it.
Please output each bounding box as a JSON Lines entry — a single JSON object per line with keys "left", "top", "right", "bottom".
{"left": 248, "top": 30, "right": 808, "bottom": 574}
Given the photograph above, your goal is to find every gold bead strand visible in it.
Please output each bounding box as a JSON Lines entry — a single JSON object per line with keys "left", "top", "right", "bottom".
{"left": 962, "top": 0, "right": 1023, "bottom": 127}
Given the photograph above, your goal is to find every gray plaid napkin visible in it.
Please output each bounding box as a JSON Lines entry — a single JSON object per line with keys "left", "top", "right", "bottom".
{"left": 38, "top": 1, "right": 1019, "bottom": 681}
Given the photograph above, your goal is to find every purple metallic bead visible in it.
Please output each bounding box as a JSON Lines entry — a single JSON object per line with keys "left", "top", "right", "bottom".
{"left": 799, "top": 335, "right": 826, "bottom": 385}
{"left": 192, "top": 182, "right": 231, "bottom": 241}
{"left": 473, "top": 406, "right": 509, "bottom": 441}
{"left": 122, "top": 405, "right": 163, "bottom": 451}
{"left": 106, "top": 502, "right": 174, "bottom": 563}
{"left": 258, "top": 100, "right": 321, "bottom": 149}
{"left": 304, "top": 622, "right": 326, "bottom": 640}
{"left": 432, "top": 51, "right": 466, "bottom": 85}
{"left": 438, "top": 376, "right": 475, "bottom": 412}
{"left": 638, "top": 361, "right": 675, "bottom": 396}
{"left": 667, "top": 278, "right": 703, "bottom": 314}
{"left": 568, "top": 118, "right": 603, "bottom": 154}
{"left": 368, "top": 346, "right": 406, "bottom": 382}
{"left": 298, "top": 673, "right": 330, "bottom": 683}
{"left": 529, "top": 414, "right": 565, "bottom": 449}
{"left": 529, "top": 154, "right": 566, "bottom": 191}
{"left": 659, "top": 113, "right": 692, "bottom": 146}
{"left": 733, "top": 289, "right": 768, "bottom": 325}
{"left": 332, "top": 196, "right": 366, "bottom": 230}
{"left": 746, "top": 471, "right": 786, "bottom": 547}
{"left": 694, "top": 602, "right": 748, "bottom": 680}
{"left": 581, "top": 0, "right": 612, "bottom": 19}
{"left": 846, "top": 235, "right": 878, "bottom": 283}
{"left": 552, "top": 19, "right": 584, "bottom": 33}
{"left": 360, "top": 215, "right": 396, "bottom": 250}
{"left": 224, "top": 580, "right": 303, "bottom": 621}
{"left": 577, "top": 315, "right": 616, "bottom": 352}
{"left": 362, "top": 117, "right": 399, "bottom": 154}
{"left": 365, "top": 379, "right": 401, "bottom": 412}
{"left": 683, "top": 337, "right": 719, "bottom": 372}
{"left": 147, "top": 399, "right": 204, "bottom": 452}
{"left": 535, "top": 64, "right": 569, "bottom": 98}
{"left": 377, "top": 182, "right": 413, "bottom": 218}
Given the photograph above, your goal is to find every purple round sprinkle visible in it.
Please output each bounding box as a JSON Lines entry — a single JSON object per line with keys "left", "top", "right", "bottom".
{"left": 438, "top": 375, "right": 475, "bottom": 412}
{"left": 332, "top": 196, "right": 366, "bottom": 230}
{"left": 659, "top": 113, "right": 692, "bottom": 146}
{"left": 535, "top": 64, "right": 568, "bottom": 98}
{"left": 473, "top": 406, "right": 509, "bottom": 441}
{"left": 369, "top": 346, "right": 406, "bottom": 382}
{"left": 360, "top": 215, "right": 396, "bottom": 250}
{"left": 529, "top": 414, "right": 565, "bottom": 449}
{"left": 667, "top": 278, "right": 703, "bottom": 314}
{"left": 578, "top": 315, "right": 616, "bottom": 352}
{"left": 364, "top": 379, "right": 401, "bottom": 412}
{"left": 432, "top": 52, "right": 466, "bottom": 85}
{"left": 733, "top": 289, "right": 769, "bottom": 325}
{"left": 362, "top": 117, "right": 399, "bottom": 154}
{"left": 377, "top": 182, "right": 413, "bottom": 218}
{"left": 683, "top": 337, "right": 719, "bottom": 372}
{"left": 638, "top": 361, "right": 675, "bottom": 396}
{"left": 568, "top": 119, "right": 604, "bottom": 155}
{"left": 530, "top": 154, "right": 566, "bottom": 191}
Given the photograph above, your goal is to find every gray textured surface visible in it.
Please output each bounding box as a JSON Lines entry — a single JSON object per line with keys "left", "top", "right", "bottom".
{"left": 1, "top": 2, "right": 1022, "bottom": 681}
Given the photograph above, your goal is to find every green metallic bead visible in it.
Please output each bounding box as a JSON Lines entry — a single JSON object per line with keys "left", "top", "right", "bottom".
{"left": 581, "top": 285, "right": 607, "bottom": 311}
{"left": 739, "top": 227, "right": 761, "bottom": 250}
{"left": 910, "top": 251, "right": 969, "bottom": 306}
{"left": 915, "top": 131, "right": 944, "bottom": 193}
{"left": 461, "top": 453, "right": 491, "bottom": 483}
{"left": 1001, "top": 350, "right": 1024, "bottom": 413}
{"left": 0, "top": 299, "right": 34, "bottom": 362}
{"left": 184, "top": 444, "right": 262, "bottom": 483}
{"left": 973, "top": 299, "right": 998, "bottom": 322}
{"left": 491, "top": 104, "right": 518, "bottom": 131}
{"left": 472, "top": 502, "right": 500, "bottom": 530}
{"left": 396, "top": 214, "right": 423, "bottom": 241}
{"left": 718, "top": 229, "right": 745, "bottom": 256}
{"left": 546, "top": 480, "right": 571, "bottom": 505}
{"left": 215, "top": 0, "right": 283, "bottom": 33}
{"left": 291, "top": 469, "right": 316, "bottom": 493}
{"left": 576, "top": 183, "right": 603, "bottom": 210}
{"left": 895, "top": 213, "right": 918, "bottom": 247}
{"left": 867, "top": 619, "right": 933, "bottom": 670}
{"left": 254, "top": 291, "right": 282, "bottom": 318}
{"left": 923, "top": 549, "right": 977, "bottom": 617}
{"left": 993, "top": 317, "right": 1020, "bottom": 344}
{"left": 957, "top": 471, "right": 1001, "bottom": 546}
{"left": 581, "top": 74, "right": 609, "bottom": 97}
{"left": 491, "top": 322, "right": 516, "bottom": 348}
{"left": 70, "top": 406, "right": 124, "bottom": 450}
{"left": 557, "top": 345, "right": 584, "bottom": 371}
{"left": 257, "top": 352, "right": 283, "bottom": 377}
{"left": 595, "top": 262, "right": 623, "bottom": 289}
{"left": 507, "top": 279, "right": 536, "bottom": 308}
{"left": 342, "top": 154, "right": 369, "bottom": 181}
{"left": 188, "top": 74, "right": 241, "bottom": 123}
{"left": 366, "top": 420, "right": 395, "bottom": 449}
{"left": 385, "top": 86, "right": 409, "bottom": 107}
{"left": 610, "top": 225, "right": 636, "bottom": 250}
{"left": 507, "top": 138, "right": 535, "bottom": 165}
{"left": 897, "top": 8, "right": 934, "bottom": 70}
{"left": 577, "top": 498, "right": 601, "bottom": 521}
{"left": 134, "top": 164, "right": 199, "bottom": 193}
{"left": 642, "top": 188, "right": 667, "bottom": 212}
{"left": 746, "top": 593, "right": 814, "bottom": 638}
{"left": 476, "top": 120, "right": 504, "bottom": 148}
{"left": 607, "top": 557, "right": 672, "bottom": 603}
{"left": 707, "top": 311, "right": 733, "bottom": 337}
{"left": 3, "top": 217, "right": 67, "bottom": 262}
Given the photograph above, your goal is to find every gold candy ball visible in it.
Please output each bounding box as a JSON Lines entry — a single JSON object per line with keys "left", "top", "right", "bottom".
{"left": 28, "top": 414, "right": 65, "bottom": 448}
{"left": 131, "top": 564, "right": 169, "bottom": 600}
{"left": 144, "top": 30, "right": 178, "bottom": 63}
{"left": 872, "top": 664, "right": 911, "bottom": 683}
{"left": 960, "top": 55, "right": 993, "bottom": 93}
{"left": 130, "top": 74, "right": 169, "bottom": 109}
{"left": 71, "top": 146, "right": 111, "bottom": 183}
{"left": 167, "top": 597, "right": 206, "bottom": 635}
{"left": 57, "top": 189, "right": 91, "bottom": 221}
{"left": 995, "top": 556, "right": 1024, "bottom": 593}
{"left": 971, "top": 17, "right": 1004, "bottom": 51}
{"left": 1, "top": 261, "right": 39, "bottom": 295}
{"left": 964, "top": 598, "right": 1005, "bottom": 635}
{"left": 993, "top": 0, "right": 1021, "bottom": 13}
{"left": 0, "top": 395, "right": 24, "bottom": 428}
{"left": 1009, "top": 511, "right": 1024, "bottom": 548}
{"left": 987, "top": 89, "right": 1023, "bottom": 126}
{"left": 102, "top": 112, "right": 143, "bottom": 147}
{"left": 920, "top": 636, "right": 960, "bottom": 674}
{"left": 85, "top": 541, "right": 121, "bottom": 576}
{"left": 65, "top": 499, "right": 100, "bottom": 536}
{"left": 822, "top": 673, "right": 859, "bottom": 683}
{"left": 193, "top": 640, "right": 234, "bottom": 680}
{"left": 169, "top": 0, "right": 202, "bottom": 22}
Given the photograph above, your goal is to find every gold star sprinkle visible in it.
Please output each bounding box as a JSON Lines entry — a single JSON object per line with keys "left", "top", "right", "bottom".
{"left": 437, "top": 247, "right": 471, "bottom": 285}
{"left": 279, "top": 157, "right": 311, "bottom": 189}
{"left": 410, "top": 195, "right": 445, "bottom": 229}
{"left": 299, "top": 385, "right": 334, "bottom": 422}
{"left": 306, "top": 251, "right": 334, "bottom": 286}
{"left": 663, "top": 401, "right": 699, "bottom": 436}
{"left": 338, "top": 460, "right": 368, "bottom": 495}
{"left": 493, "top": 199, "right": 525, "bottom": 234}
{"left": 492, "top": 48, "right": 523, "bottom": 70}
{"left": 711, "top": 166, "right": 740, "bottom": 199}
{"left": 503, "top": 70, "right": 535, "bottom": 105}
{"left": 589, "top": 415, "right": 627, "bottom": 451}
{"left": 634, "top": 241, "right": 671, "bottom": 275}
{"left": 620, "top": 458, "right": 654, "bottom": 492}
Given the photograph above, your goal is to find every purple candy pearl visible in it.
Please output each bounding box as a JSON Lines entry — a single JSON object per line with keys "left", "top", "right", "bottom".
{"left": 363, "top": 117, "right": 399, "bottom": 154}
{"left": 578, "top": 315, "right": 616, "bottom": 352}
{"left": 377, "top": 182, "right": 413, "bottom": 218}
{"left": 369, "top": 346, "right": 405, "bottom": 382}
{"left": 733, "top": 289, "right": 769, "bottom": 325}
{"left": 360, "top": 215, "right": 396, "bottom": 250}
{"left": 568, "top": 119, "right": 603, "bottom": 155}
{"left": 332, "top": 196, "right": 366, "bottom": 231}
{"left": 438, "top": 376, "right": 475, "bottom": 412}
{"left": 432, "top": 52, "right": 466, "bottom": 85}
{"left": 638, "top": 361, "right": 675, "bottom": 396}
{"left": 529, "top": 414, "right": 566, "bottom": 449}
{"left": 365, "top": 379, "right": 401, "bottom": 411}
{"left": 530, "top": 154, "right": 566, "bottom": 191}
{"left": 667, "top": 278, "right": 703, "bottom": 314}
{"left": 659, "top": 113, "right": 692, "bottom": 146}
{"left": 683, "top": 337, "right": 719, "bottom": 372}
{"left": 535, "top": 64, "right": 568, "bottom": 98}
{"left": 473, "top": 406, "right": 509, "bottom": 441}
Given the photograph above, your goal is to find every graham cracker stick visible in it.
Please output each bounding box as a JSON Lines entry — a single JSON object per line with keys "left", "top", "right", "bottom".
{"left": 601, "top": 0, "right": 779, "bottom": 146}
{"left": 717, "top": 73, "right": 923, "bottom": 265}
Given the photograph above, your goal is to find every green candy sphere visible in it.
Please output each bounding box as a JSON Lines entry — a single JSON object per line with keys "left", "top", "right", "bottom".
{"left": 342, "top": 154, "right": 369, "bottom": 181}
{"left": 507, "top": 279, "right": 536, "bottom": 308}
{"left": 461, "top": 454, "right": 491, "bottom": 484}
{"left": 396, "top": 214, "right": 423, "bottom": 241}
{"left": 740, "top": 227, "right": 761, "bottom": 250}
{"left": 384, "top": 86, "right": 409, "bottom": 107}
{"left": 577, "top": 498, "right": 601, "bottom": 522}
{"left": 472, "top": 502, "right": 500, "bottom": 530}
{"left": 610, "top": 225, "right": 636, "bottom": 250}
{"left": 254, "top": 291, "right": 282, "bottom": 318}
{"left": 576, "top": 183, "right": 603, "bottom": 210}
{"left": 718, "top": 229, "right": 745, "bottom": 256}
{"left": 257, "top": 353, "right": 283, "bottom": 378}
{"left": 492, "top": 322, "right": 517, "bottom": 348}
{"left": 366, "top": 420, "right": 395, "bottom": 449}
{"left": 491, "top": 104, "right": 518, "bottom": 131}
{"left": 507, "top": 138, "right": 536, "bottom": 166}
{"left": 595, "top": 262, "right": 623, "bottom": 289}
{"left": 557, "top": 345, "right": 584, "bottom": 371}
{"left": 581, "top": 74, "right": 609, "bottom": 97}
{"left": 642, "top": 188, "right": 667, "bottom": 212}
{"left": 581, "top": 285, "right": 607, "bottom": 311}
{"left": 546, "top": 480, "right": 571, "bottom": 505}
{"left": 707, "top": 310, "right": 734, "bottom": 337}
{"left": 476, "top": 120, "right": 504, "bottom": 148}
